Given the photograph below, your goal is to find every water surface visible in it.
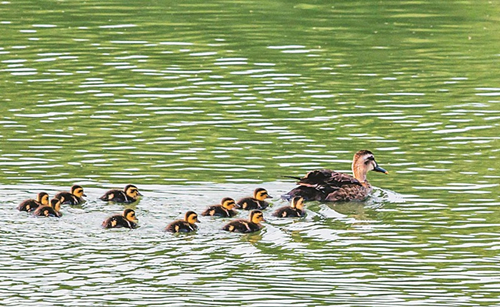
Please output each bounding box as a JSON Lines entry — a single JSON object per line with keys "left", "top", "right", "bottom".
{"left": 1, "top": 0, "right": 500, "bottom": 306}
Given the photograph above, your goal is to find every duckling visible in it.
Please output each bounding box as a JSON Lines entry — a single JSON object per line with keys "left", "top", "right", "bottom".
{"left": 236, "top": 188, "right": 272, "bottom": 210}
{"left": 33, "top": 198, "right": 62, "bottom": 218}
{"left": 222, "top": 210, "right": 265, "bottom": 233}
{"left": 17, "top": 192, "right": 49, "bottom": 212}
{"left": 54, "top": 184, "right": 86, "bottom": 205}
{"left": 165, "top": 211, "right": 200, "bottom": 233}
{"left": 99, "top": 184, "right": 143, "bottom": 203}
{"left": 272, "top": 197, "right": 306, "bottom": 218}
{"left": 102, "top": 209, "right": 138, "bottom": 229}
{"left": 282, "top": 150, "right": 388, "bottom": 202}
{"left": 201, "top": 197, "right": 238, "bottom": 217}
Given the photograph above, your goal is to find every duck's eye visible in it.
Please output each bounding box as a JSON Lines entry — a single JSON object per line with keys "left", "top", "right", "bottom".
{"left": 364, "top": 157, "right": 374, "bottom": 165}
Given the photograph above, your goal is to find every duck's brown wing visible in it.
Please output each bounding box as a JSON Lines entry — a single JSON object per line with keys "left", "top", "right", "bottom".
{"left": 297, "top": 169, "right": 361, "bottom": 188}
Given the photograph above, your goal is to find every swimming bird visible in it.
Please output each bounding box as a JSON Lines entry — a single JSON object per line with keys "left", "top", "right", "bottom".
{"left": 102, "top": 209, "right": 138, "bottom": 229}
{"left": 165, "top": 211, "right": 200, "bottom": 233}
{"left": 222, "top": 210, "right": 265, "bottom": 233}
{"left": 201, "top": 197, "right": 238, "bottom": 217}
{"left": 17, "top": 192, "right": 49, "bottom": 212}
{"left": 272, "top": 196, "right": 306, "bottom": 218}
{"left": 99, "top": 184, "right": 143, "bottom": 203}
{"left": 33, "top": 198, "right": 62, "bottom": 217}
{"left": 236, "top": 188, "right": 272, "bottom": 210}
{"left": 54, "top": 184, "right": 86, "bottom": 205}
{"left": 282, "top": 150, "right": 388, "bottom": 202}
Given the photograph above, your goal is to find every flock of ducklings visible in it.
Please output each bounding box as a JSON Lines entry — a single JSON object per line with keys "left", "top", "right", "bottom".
{"left": 17, "top": 184, "right": 305, "bottom": 233}
{"left": 17, "top": 150, "right": 387, "bottom": 234}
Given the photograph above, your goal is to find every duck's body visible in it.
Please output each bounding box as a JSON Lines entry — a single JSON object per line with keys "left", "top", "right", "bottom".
{"left": 237, "top": 188, "right": 272, "bottom": 210}
{"left": 202, "top": 197, "right": 237, "bottom": 217}
{"left": 222, "top": 210, "right": 265, "bottom": 233}
{"left": 54, "top": 185, "right": 86, "bottom": 205}
{"left": 17, "top": 192, "right": 49, "bottom": 212}
{"left": 165, "top": 211, "right": 199, "bottom": 233}
{"left": 272, "top": 197, "right": 306, "bottom": 218}
{"left": 99, "top": 184, "right": 142, "bottom": 203}
{"left": 102, "top": 209, "right": 138, "bottom": 229}
{"left": 282, "top": 150, "right": 387, "bottom": 202}
{"left": 33, "top": 199, "right": 62, "bottom": 218}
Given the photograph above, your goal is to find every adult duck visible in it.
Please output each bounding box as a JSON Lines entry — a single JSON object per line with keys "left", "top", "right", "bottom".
{"left": 282, "top": 150, "right": 387, "bottom": 202}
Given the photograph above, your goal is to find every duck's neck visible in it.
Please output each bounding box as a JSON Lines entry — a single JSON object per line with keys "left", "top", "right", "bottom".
{"left": 352, "top": 163, "right": 369, "bottom": 186}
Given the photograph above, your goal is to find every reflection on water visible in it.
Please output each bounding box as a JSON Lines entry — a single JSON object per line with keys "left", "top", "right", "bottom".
{"left": 2, "top": 0, "right": 500, "bottom": 305}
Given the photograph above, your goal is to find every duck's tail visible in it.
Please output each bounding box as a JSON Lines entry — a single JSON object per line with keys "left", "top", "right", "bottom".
{"left": 282, "top": 175, "right": 302, "bottom": 181}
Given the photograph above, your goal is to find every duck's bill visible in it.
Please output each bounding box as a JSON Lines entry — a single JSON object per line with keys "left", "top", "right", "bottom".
{"left": 137, "top": 192, "right": 143, "bottom": 196}
{"left": 374, "top": 165, "right": 388, "bottom": 174}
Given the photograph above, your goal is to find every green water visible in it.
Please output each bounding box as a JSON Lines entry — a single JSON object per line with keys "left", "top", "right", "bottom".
{"left": 2, "top": 0, "right": 500, "bottom": 306}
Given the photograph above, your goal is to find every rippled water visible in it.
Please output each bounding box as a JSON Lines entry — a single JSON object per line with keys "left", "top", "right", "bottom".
{"left": 2, "top": 0, "right": 500, "bottom": 306}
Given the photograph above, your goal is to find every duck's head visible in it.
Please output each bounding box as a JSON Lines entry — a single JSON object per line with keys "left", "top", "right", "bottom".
{"left": 123, "top": 209, "right": 138, "bottom": 223}
{"left": 254, "top": 188, "right": 272, "bottom": 201}
{"left": 71, "top": 185, "right": 87, "bottom": 198}
{"left": 352, "top": 150, "right": 388, "bottom": 182}
{"left": 124, "top": 184, "right": 142, "bottom": 198}
{"left": 290, "top": 196, "right": 305, "bottom": 210}
{"left": 250, "top": 210, "right": 265, "bottom": 224}
{"left": 221, "top": 197, "right": 236, "bottom": 210}
{"left": 37, "top": 192, "right": 50, "bottom": 206}
{"left": 185, "top": 211, "right": 200, "bottom": 224}
{"left": 49, "top": 198, "right": 61, "bottom": 212}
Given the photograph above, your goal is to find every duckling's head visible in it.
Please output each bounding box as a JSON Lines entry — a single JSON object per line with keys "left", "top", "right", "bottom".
{"left": 49, "top": 198, "right": 61, "bottom": 212}
{"left": 290, "top": 196, "right": 305, "bottom": 210}
{"left": 185, "top": 211, "right": 200, "bottom": 224}
{"left": 37, "top": 192, "right": 50, "bottom": 206}
{"left": 250, "top": 210, "right": 265, "bottom": 224}
{"left": 254, "top": 188, "right": 272, "bottom": 201}
{"left": 352, "top": 150, "right": 388, "bottom": 182}
{"left": 123, "top": 209, "right": 138, "bottom": 223}
{"left": 71, "top": 185, "right": 87, "bottom": 198}
{"left": 124, "top": 184, "right": 142, "bottom": 198}
{"left": 221, "top": 197, "right": 236, "bottom": 210}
